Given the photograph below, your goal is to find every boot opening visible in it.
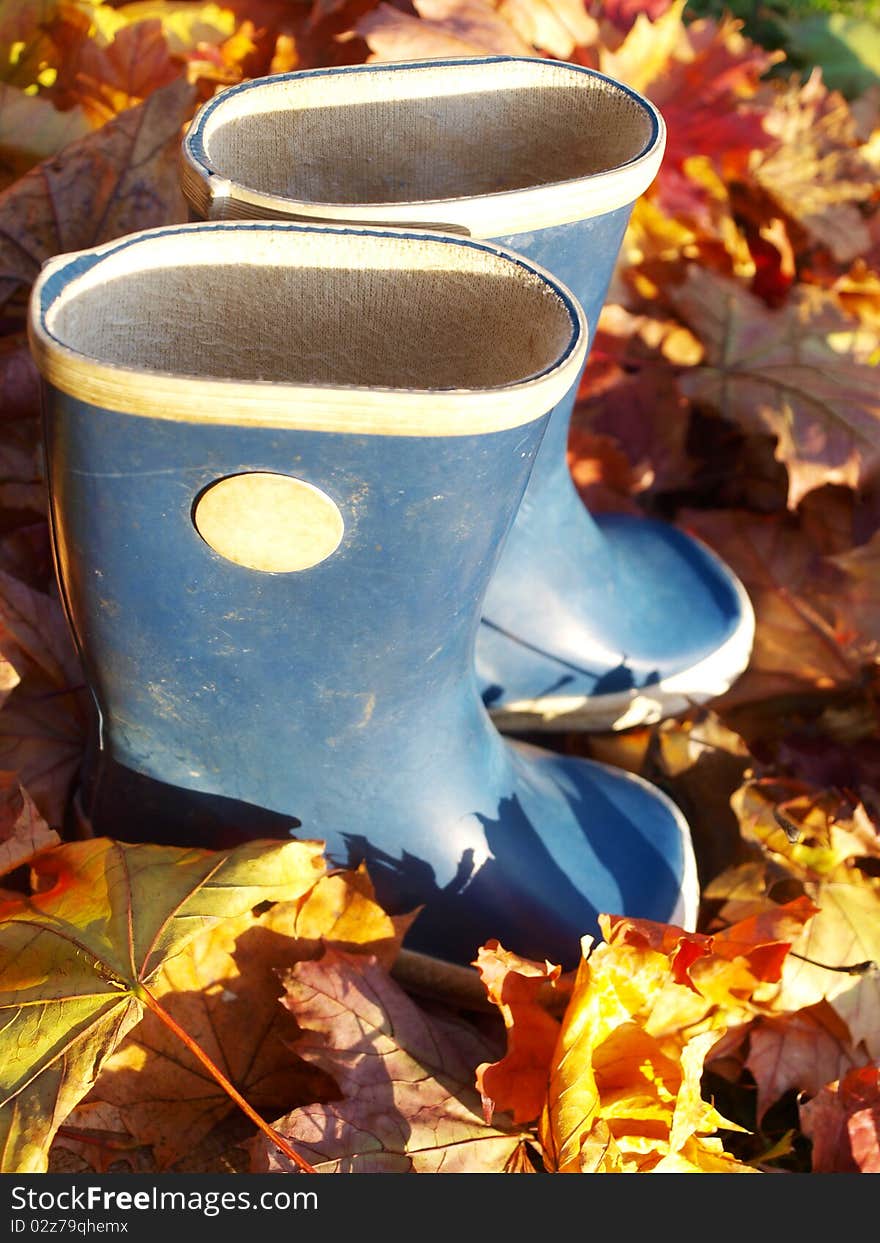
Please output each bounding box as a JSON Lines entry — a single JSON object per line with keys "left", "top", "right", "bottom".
{"left": 45, "top": 224, "right": 578, "bottom": 392}
{"left": 198, "top": 60, "right": 655, "bottom": 205}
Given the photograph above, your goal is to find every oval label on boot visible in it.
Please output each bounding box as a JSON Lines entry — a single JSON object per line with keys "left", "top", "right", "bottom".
{"left": 194, "top": 472, "right": 344, "bottom": 572}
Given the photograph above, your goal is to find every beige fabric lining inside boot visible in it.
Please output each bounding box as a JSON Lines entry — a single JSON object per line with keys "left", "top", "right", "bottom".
{"left": 48, "top": 227, "right": 576, "bottom": 391}
{"left": 200, "top": 62, "right": 653, "bottom": 205}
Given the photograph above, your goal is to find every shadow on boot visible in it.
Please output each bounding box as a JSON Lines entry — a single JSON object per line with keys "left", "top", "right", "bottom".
{"left": 181, "top": 56, "right": 755, "bottom": 734}
{"left": 30, "top": 220, "right": 697, "bottom": 970}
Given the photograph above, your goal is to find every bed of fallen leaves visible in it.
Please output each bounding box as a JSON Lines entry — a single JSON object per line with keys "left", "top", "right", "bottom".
{"left": 0, "top": 0, "right": 879, "bottom": 1177}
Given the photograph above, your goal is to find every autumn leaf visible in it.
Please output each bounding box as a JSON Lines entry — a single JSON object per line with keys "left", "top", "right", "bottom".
{"left": 357, "top": 0, "right": 533, "bottom": 61}
{"left": 572, "top": 304, "right": 697, "bottom": 497}
{"left": 679, "top": 508, "right": 862, "bottom": 707}
{"left": 538, "top": 903, "right": 815, "bottom": 1173}
{"left": 828, "top": 530, "right": 880, "bottom": 656}
{"left": 0, "top": 769, "right": 58, "bottom": 876}
{"left": 0, "top": 84, "right": 89, "bottom": 190}
{"left": 86, "top": 865, "right": 416, "bottom": 1168}
{"left": 721, "top": 777, "right": 880, "bottom": 1060}
{"left": 0, "top": 0, "right": 61, "bottom": 91}
{"left": 671, "top": 267, "right": 880, "bottom": 508}
{"left": 800, "top": 1063, "right": 880, "bottom": 1173}
{"left": 745, "top": 1003, "right": 865, "bottom": 1123}
{"left": 0, "top": 835, "right": 326, "bottom": 1172}
{"left": 752, "top": 70, "right": 878, "bottom": 267}
{"left": 252, "top": 949, "right": 532, "bottom": 1173}
{"left": 474, "top": 941, "right": 567, "bottom": 1125}
{"left": 51, "top": 19, "right": 182, "bottom": 128}
{"left": 0, "top": 74, "right": 195, "bottom": 318}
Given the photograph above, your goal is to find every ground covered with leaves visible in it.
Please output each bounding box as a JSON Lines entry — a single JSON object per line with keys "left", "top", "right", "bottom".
{"left": 0, "top": 0, "right": 878, "bottom": 1176}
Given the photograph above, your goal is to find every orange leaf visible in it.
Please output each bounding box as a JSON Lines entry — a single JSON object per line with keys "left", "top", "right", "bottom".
{"left": 52, "top": 19, "right": 182, "bottom": 128}
{"left": 474, "top": 940, "right": 565, "bottom": 1125}
{"left": 539, "top": 902, "right": 815, "bottom": 1172}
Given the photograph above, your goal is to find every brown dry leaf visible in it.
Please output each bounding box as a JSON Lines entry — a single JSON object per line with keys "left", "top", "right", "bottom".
{"left": 50, "top": 1101, "right": 151, "bottom": 1174}
{"left": 680, "top": 509, "right": 861, "bottom": 707}
{"left": 253, "top": 949, "right": 532, "bottom": 1173}
{"left": 566, "top": 430, "right": 642, "bottom": 514}
{"left": 745, "top": 1003, "right": 865, "bottom": 1123}
{"left": 0, "top": 573, "right": 86, "bottom": 826}
{"left": 537, "top": 903, "right": 815, "bottom": 1173}
{"left": 0, "top": 74, "right": 195, "bottom": 318}
{"left": 474, "top": 941, "right": 566, "bottom": 1125}
{"left": 800, "top": 1063, "right": 880, "bottom": 1172}
{"left": 572, "top": 303, "right": 697, "bottom": 496}
{"left": 0, "top": 335, "right": 41, "bottom": 426}
{"left": 828, "top": 531, "right": 880, "bottom": 661}
{"left": 753, "top": 70, "right": 878, "bottom": 266}
{"left": 0, "top": 84, "right": 89, "bottom": 191}
{"left": 671, "top": 267, "right": 880, "bottom": 508}
{"left": 0, "top": 677, "right": 86, "bottom": 828}
{"left": 89, "top": 866, "right": 415, "bottom": 1168}
{"left": 0, "top": 769, "right": 58, "bottom": 876}
{"left": 357, "top": 0, "right": 533, "bottom": 60}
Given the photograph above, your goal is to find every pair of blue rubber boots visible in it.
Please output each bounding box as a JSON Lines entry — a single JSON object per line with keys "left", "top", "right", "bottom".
{"left": 29, "top": 56, "right": 754, "bottom": 970}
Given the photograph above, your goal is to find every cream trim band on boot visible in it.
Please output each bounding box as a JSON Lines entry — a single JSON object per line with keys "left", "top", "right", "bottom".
{"left": 30, "top": 221, "right": 587, "bottom": 435}
{"left": 180, "top": 57, "right": 666, "bottom": 238}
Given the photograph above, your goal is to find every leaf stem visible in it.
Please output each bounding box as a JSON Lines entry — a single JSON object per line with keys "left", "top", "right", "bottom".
{"left": 138, "top": 984, "right": 316, "bottom": 1174}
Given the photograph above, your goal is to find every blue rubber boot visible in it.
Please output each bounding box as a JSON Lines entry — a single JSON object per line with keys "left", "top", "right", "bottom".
{"left": 29, "top": 221, "right": 696, "bottom": 969}
{"left": 181, "top": 56, "right": 755, "bottom": 734}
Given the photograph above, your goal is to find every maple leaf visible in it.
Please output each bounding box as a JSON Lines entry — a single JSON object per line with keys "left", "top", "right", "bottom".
{"left": 745, "top": 1003, "right": 866, "bottom": 1123}
{"left": 0, "top": 836, "right": 326, "bottom": 1172}
{"left": 252, "top": 949, "right": 533, "bottom": 1173}
{"left": 0, "top": 769, "right": 58, "bottom": 876}
{"left": 678, "top": 509, "right": 861, "bottom": 708}
{"left": 474, "top": 941, "right": 567, "bottom": 1125}
{"left": 800, "top": 1064, "right": 880, "bottom": 1173}
{"left": 828, "top": 531, "right": 880, "bottom": 661}
{"left": 494, "top": 0, "right": 597, "bottom": 59}
{"left": 51, "top": 19, "right": 182, "bottom": 128}
{"left": 572, "top": 304, "right": 697, "bottom": 497}
{"left": 752, "top": 70, "right": 878, "bottom": 267}
{"left": 537, "top": 903, "right": 815, "bottom": 1173}
{"left": 0, "top": 572, "right": 86, "bottom": 826}
{"left": 600, "top": 4, "right": 779, "bottom": 230}
{"left": 0, "top": 84, "right": 89, "bottom": 191}
{"left": 357, "top": 0, "right": 533, "bottom": 61}
{"left": 0, "top": 0, "right": 61, "bottom": 92}
{"left": 722, "top": 777, "right": 880, "bottom": 1061}
{"left": 671, "top": 267, "right": 880, "bottom": 508}
{"left": 0, "top": 335, "right": 41, "bottom": 427}
{"left": 87, "top": 866, "right": 416, "bottom": 1168}
{"left": 0, "top": 74, "right": 195, "bottom": 319}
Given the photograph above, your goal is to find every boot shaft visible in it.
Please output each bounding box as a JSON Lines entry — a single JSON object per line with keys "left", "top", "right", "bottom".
{"left": 29, "top": 222, "right": 585, "bottom": 811}
{"left": 181, "top": 56, "right": 662, "bottom": 340}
